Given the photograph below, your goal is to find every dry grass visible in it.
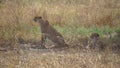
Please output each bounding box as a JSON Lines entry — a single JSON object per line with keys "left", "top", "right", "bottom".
{"left": 0, "top": 46, "right": 120, "bottom": 68}
{"left": 0, "top": 0, "right": 120, "bottom": 68}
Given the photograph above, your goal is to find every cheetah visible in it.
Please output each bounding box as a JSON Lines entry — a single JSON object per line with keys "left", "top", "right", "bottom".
{"left": 33, "top": 16, "right": 68, "bottom": 48}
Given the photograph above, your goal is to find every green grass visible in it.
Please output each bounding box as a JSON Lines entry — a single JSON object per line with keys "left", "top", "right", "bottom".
{"left": 54, "top": 25, "right": 115, "bottom": 36}
{"left": 0, "top": 24, "right": 117, "bottom": 40}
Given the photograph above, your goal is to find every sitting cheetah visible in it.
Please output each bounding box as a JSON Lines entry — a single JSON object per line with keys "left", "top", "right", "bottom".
{"left": 33, "top": 16, "right": 68, "bottom": 48}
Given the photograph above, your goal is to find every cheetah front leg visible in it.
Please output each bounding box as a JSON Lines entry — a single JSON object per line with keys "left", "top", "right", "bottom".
{"left": 41, "top": 34, "right": 47, "bottom": 49}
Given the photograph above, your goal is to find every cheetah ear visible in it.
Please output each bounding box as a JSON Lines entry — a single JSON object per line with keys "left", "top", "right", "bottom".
{"left": 38, "top": 16, "right": 42, "bottom": 19}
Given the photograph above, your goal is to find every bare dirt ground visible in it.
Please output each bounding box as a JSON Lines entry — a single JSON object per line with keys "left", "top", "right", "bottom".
{"left": 0, "top": 43, "right": 120, "bottom": 68}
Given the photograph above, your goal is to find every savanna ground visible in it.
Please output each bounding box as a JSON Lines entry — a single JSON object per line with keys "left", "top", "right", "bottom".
{"left": 0, "top": 0, "right": 120, "bottom": 68}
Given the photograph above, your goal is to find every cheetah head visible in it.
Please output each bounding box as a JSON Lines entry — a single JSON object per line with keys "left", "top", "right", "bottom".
{"left": 90, "top": 33, "right": 100, "bottom": 40}
{"left": 33, "top": 16, "right": 42, "bottom": 22}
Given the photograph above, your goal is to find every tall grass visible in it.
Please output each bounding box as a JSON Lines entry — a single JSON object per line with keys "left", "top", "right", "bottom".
{"left": 0, "top": 0, "right": 120, "bottom": 45}
{"left": 0, "top": 1, "right": 120, "bottom": 68}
